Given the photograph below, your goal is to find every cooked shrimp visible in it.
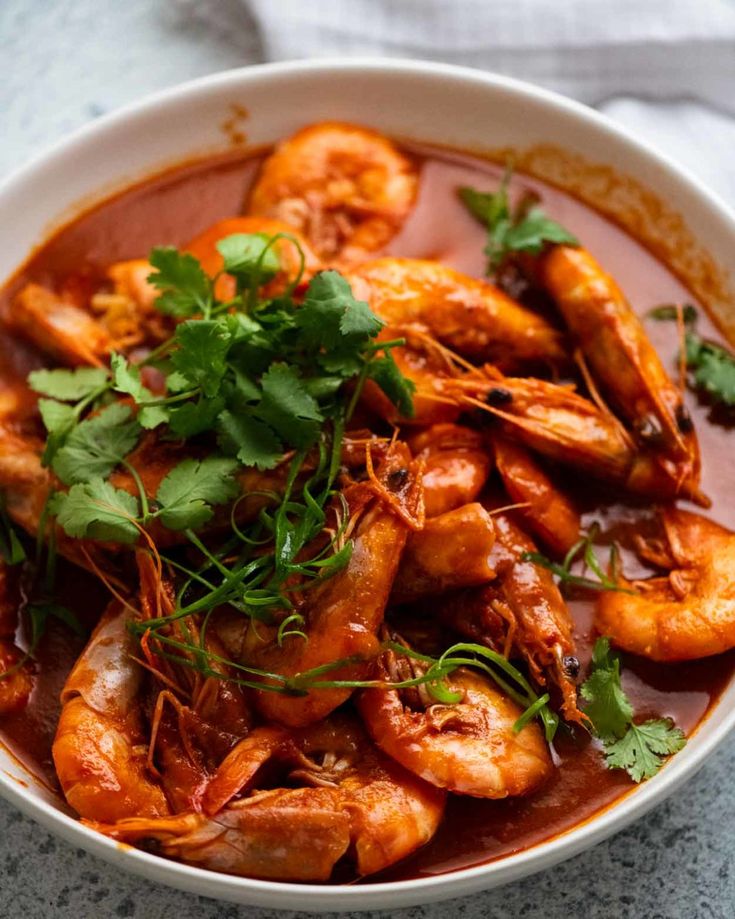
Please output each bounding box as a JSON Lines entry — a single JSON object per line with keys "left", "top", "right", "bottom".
{"left": 243, "top": 442, "right": 422, "bottom": 727}
{"left": 391, "top": 503, "right": 496, "bottom": 603}
{"left": 596, "top": 507, "right": 735, "bottom": 661}
{"left": 358, "top": 658, "right": 551, "bottom": 798}
{"left": 52, "top": 601, "right": 170, "bottom": 822}
{"left": 248, "top": 122, "right": 417, "bottom": 263}
{"left": 492, "top": 434, "right": 580, "bottom": 555}
{"left": 346, "top": 257, "right": 566, "bottom": 369}
{"left": 439, "top": 508, "right": 582, "bottom": 721}
{"left": 5, "top": 284, "right": 111, "bottom": 366}
{"left": 186, "top": 216, "right": 321, "bottom": 300}
{"left": 408, "top": 424, "right": 492, "bottom": 517}
{"left": 89, "top": 713, "right": 444, "bottom": 881}
{"left": 540, "top": 245, "right": 702, "bottom": 498}
{"left": 0, "top": 565, "right": 32, "bottom": 715}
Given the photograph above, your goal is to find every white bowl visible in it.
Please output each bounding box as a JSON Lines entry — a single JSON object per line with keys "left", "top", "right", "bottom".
{"left": 1, "top": 59, "right": 734, "bottom": 912}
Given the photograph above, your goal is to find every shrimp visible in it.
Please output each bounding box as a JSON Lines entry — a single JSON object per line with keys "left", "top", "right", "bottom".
{"left": 248, "top": 122, "right": 417, "bottom": 263}
{"left": 492, "top": 434, "right": 580, "bottom": 555}
{"left": 391, "top": 503, "right": 496, "bottom": 603}
{"left": 52, "top": 601, "right": 170, "bottom": 822}
{"left": 408, "top": 424, "right": 492, "bottom": 518}
{"left": 185, "top": 216, "right": 321, "bottom": 301}
{"left": 596, "top": 508, "right": 735, "bottom": 661}
{"left": 4, "top": 283, "right": 111, "bottom": 367}
{"left": 540, "top": 245, "right": 702, "bottom": 498}
{"left": 89, "top": 713, "right": 444, "bottom": 881}
{"left": 439, "top": 508, "right": 582, "bottom": 722}
{"left": 0, "top": 564, "right": 33, "bottom": 715}
{"left": 357, "top": 654, "right": 551, "bottom": 798}
{"left": 346, "top": 257, "right": 566, "bottom": 369}
{"left": 243, "top": 441, "right": 422, "bottom": 727}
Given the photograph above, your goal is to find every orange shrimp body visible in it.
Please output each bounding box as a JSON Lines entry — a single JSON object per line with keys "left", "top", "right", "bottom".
{"left": 248, "top": 122, "right": 417, "bottom": 263}
{"left": 52, "top": 602, "right": 170, "bottom": 822}
{"left": 358, "top": 666, "right": 552, "bottom": 798}
{"left": 243, "top": 442, "right": 423, "bottom": 727}
{"left": 541, "top": 245, "right": 702, "bottom": 496}
{"left": 347, "top": 257, "right": 566, "bottom": 369}
{"left": 409, "top": 424, "right": 492, "bottom": 518}
{"left": 597, "top": 508, "right": 735, "bottom": 661}
{"left": 89, "top": 714, "right": 444, "bottom": 881}
{"left": 492, "top": 434, "right": 580, "bottom": 555}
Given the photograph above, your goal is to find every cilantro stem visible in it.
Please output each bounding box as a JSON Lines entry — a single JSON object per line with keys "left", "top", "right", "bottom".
{"left": 120, "top": 460, "right": 150, "bottom": 524}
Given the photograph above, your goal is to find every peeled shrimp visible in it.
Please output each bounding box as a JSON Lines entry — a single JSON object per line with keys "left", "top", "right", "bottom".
{"left": 243, "top": 441, "right": 423, "bottom": 727}
{"left": 248, "top": 122, "right": 417, "bottom": 263}
{"left": 358, "top": 661, "right": 551, "bottom": 798}
{"left": 597, "top": 508, "right": 735, "bottom": 661}
{"left": 5, "top": 284, "right": 111, "bottom": 367}
{"left": 408, "top": 424, "right": 492, "bottom": 518}
{"left": 89, "top": 714, "right": 444, "bottom": 881}
{"left": 492, "top": 433, "right": 580, "bottom": 555}
{"left": 347, "top": 257, "right": 566, "bottom": 369}
{"left": 540, "top": 245, "right": 702, "bottom": 499}
{"left": 52, "top": 601, "right": 170, "bottom": 822}
{"left": 391, "top": 502, "right": 496, "bottom": 603}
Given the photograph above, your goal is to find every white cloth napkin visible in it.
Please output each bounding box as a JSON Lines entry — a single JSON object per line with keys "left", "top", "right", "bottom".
{"left": 178, "top": 0, "right": 735, "bottom": 204}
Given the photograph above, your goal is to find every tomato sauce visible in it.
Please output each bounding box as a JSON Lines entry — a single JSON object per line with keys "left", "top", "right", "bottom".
{"left": 1, "top": 142, "right": 734, "bottom": 880}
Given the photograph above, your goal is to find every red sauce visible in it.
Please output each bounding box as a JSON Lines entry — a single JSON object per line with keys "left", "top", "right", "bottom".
{"left": 1, "top": 142, "right": 734, "bottom": 881}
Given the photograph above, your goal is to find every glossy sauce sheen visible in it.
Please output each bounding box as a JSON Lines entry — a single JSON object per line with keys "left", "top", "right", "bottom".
{"left": 1, "top": 144, "right": 734, "bottom": 881}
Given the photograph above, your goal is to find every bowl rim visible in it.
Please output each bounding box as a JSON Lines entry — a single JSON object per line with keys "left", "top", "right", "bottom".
{"left": 2, "top": 56, "right": 735, "bottom": 911}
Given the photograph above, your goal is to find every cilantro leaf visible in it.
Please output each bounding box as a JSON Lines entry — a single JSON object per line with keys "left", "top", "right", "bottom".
{"left": 155, "top": 456, "right": 240, "bottom": 531}
{"left": 604, "top": 719, "right": 686, "bottom": 783}
{"left": 170, "top": 319, "right": 232, "bottom": 397}
{"left": 296, "top": 271, "right": 383, "bottom": 355}
{"left": 216, "top": 233, "right": 280, "bottom": 287}
{"left": 685, "top": 333, "right": 735, "bottom": 407}
{"left": 217, "top": 411, "right": 282, "bottom": 470}
{"left": 503, "top": 206, "right": 579, "bottom": 255}
{"left": 28, "top": 367, "right": 108, "bottom": 401}
{"left": 367, "top": 352, "right": 416, "bottom": 418}
{"left": 256, "top": 362, "right": 323, "bottom": 449}
{"left": 55, "top": 479, "right": 140, "bottom": 543}
{"left": 52, "top": 403, "right": 141, "bottom": 485}
{"left": 148, "top": 247, "right": 212, "bottom": 318}
{"left": 459, "top": 171, "right": 577, "bottom": 272}
{"left": 110, "top": 353, "right": 168, "bottom": 429}
{"left": 168, "top": 395, "right": 225, "bottom": 438}
{"left": 37, "top": 399, "right": 76, "bottom": 435}
{"left": 580, "top": 637, "right": 633, "bottom": 738}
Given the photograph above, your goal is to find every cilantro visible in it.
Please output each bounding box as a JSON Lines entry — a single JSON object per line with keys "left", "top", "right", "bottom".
{"left": 170, "top": 320, "right": 232, "bottom": 397}
{"left": 685, "top": 333, "right": 735, "bottom": 407}
{"left": 523, "top": 526, "right": 635, "bottom": 595}
{"left": 581, "top": 637, "right": 686, "bottom": 782}
{"left": 579, "top": 637, "right": 633, "bottom": 737}
{"left": 155, "top": 457, "right": 240, "bottom": 531}
{"left": 0, "top": 496, "right": 26, "bottom": 565}
{"left": 55, "top": 479, "right": 140, "bottom": 543}
{"left": 217, "top": 410, "right": 282, "bottom": 470}
{"left": 646, "top": 303, "right": 698, "bottom": 325}
{"left": 168, "top": 395, "right": 225, "bottom": 438}
{"left": 216, "top": 233, "right": 280, "bottom": 289}
{"left": 296, "top": 270, "right": 383, "bottom": 357}
{"left": 367, "top": 352, "right": 416, "bottom": 418}
{"left": 147, "top": 247, "right": 212, "bottom": 318}
{"left": 257, "top": 363, "right": 323, "bottom": 448}
{"left": 28, "top": 367, "right": 108, "bottom": 401}
{"left": 37, "top": 399, "right": 76, "bottom": 435}
{"left": 52, "top": 403, "right": 141, "bottom": 485}
{"left": 110, "top": 353, "right": 168, "bottom": 430}
{"left": 459, "top": 167, "right": 578, "bottom": 272}
{"left": 603, "top": 719, "right": 686, "bottom": 783}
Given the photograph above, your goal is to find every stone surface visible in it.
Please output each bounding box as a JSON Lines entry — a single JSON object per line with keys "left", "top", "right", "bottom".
{"left": 1, "top": 2, "right": 734, "bottom": 917}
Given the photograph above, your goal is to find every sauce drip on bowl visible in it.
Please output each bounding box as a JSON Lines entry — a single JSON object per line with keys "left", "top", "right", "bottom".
{"left": 1, "top": 141, "right": 733, "bottom": 882}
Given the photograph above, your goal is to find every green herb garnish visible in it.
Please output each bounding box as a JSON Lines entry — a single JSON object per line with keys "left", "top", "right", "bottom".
{"left": 459, "top": 166, "right": 578, "bottom": 272}
{"left": 522, "top": 525, "right": 635, "bottom": 595}
{"left": 581, "top": 637, "right": 686, "bottom": 782}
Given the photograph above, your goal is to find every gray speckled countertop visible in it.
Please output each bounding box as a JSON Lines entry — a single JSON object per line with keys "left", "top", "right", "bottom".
{"left": 1, "top": 2, "right": 734, "bottom": 917}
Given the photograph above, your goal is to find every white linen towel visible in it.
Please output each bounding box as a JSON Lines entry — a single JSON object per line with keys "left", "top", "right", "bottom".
{"left": 177, "top": 0, "right": 735, "bottom": 204}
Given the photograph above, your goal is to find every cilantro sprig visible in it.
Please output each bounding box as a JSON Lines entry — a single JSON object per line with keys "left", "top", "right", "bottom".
{"left": 647, "top": 303, "right": 735, "bottom": 408}
{"left": 581, "top": 637, "right": 686, "bottom": 782}
{"left": 459, "top": 166, "right": 578, "bottom": 273}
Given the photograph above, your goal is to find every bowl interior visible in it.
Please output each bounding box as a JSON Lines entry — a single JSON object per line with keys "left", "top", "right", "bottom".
{"left": 1, "top": 59, "right": 734, "bottom": 911}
